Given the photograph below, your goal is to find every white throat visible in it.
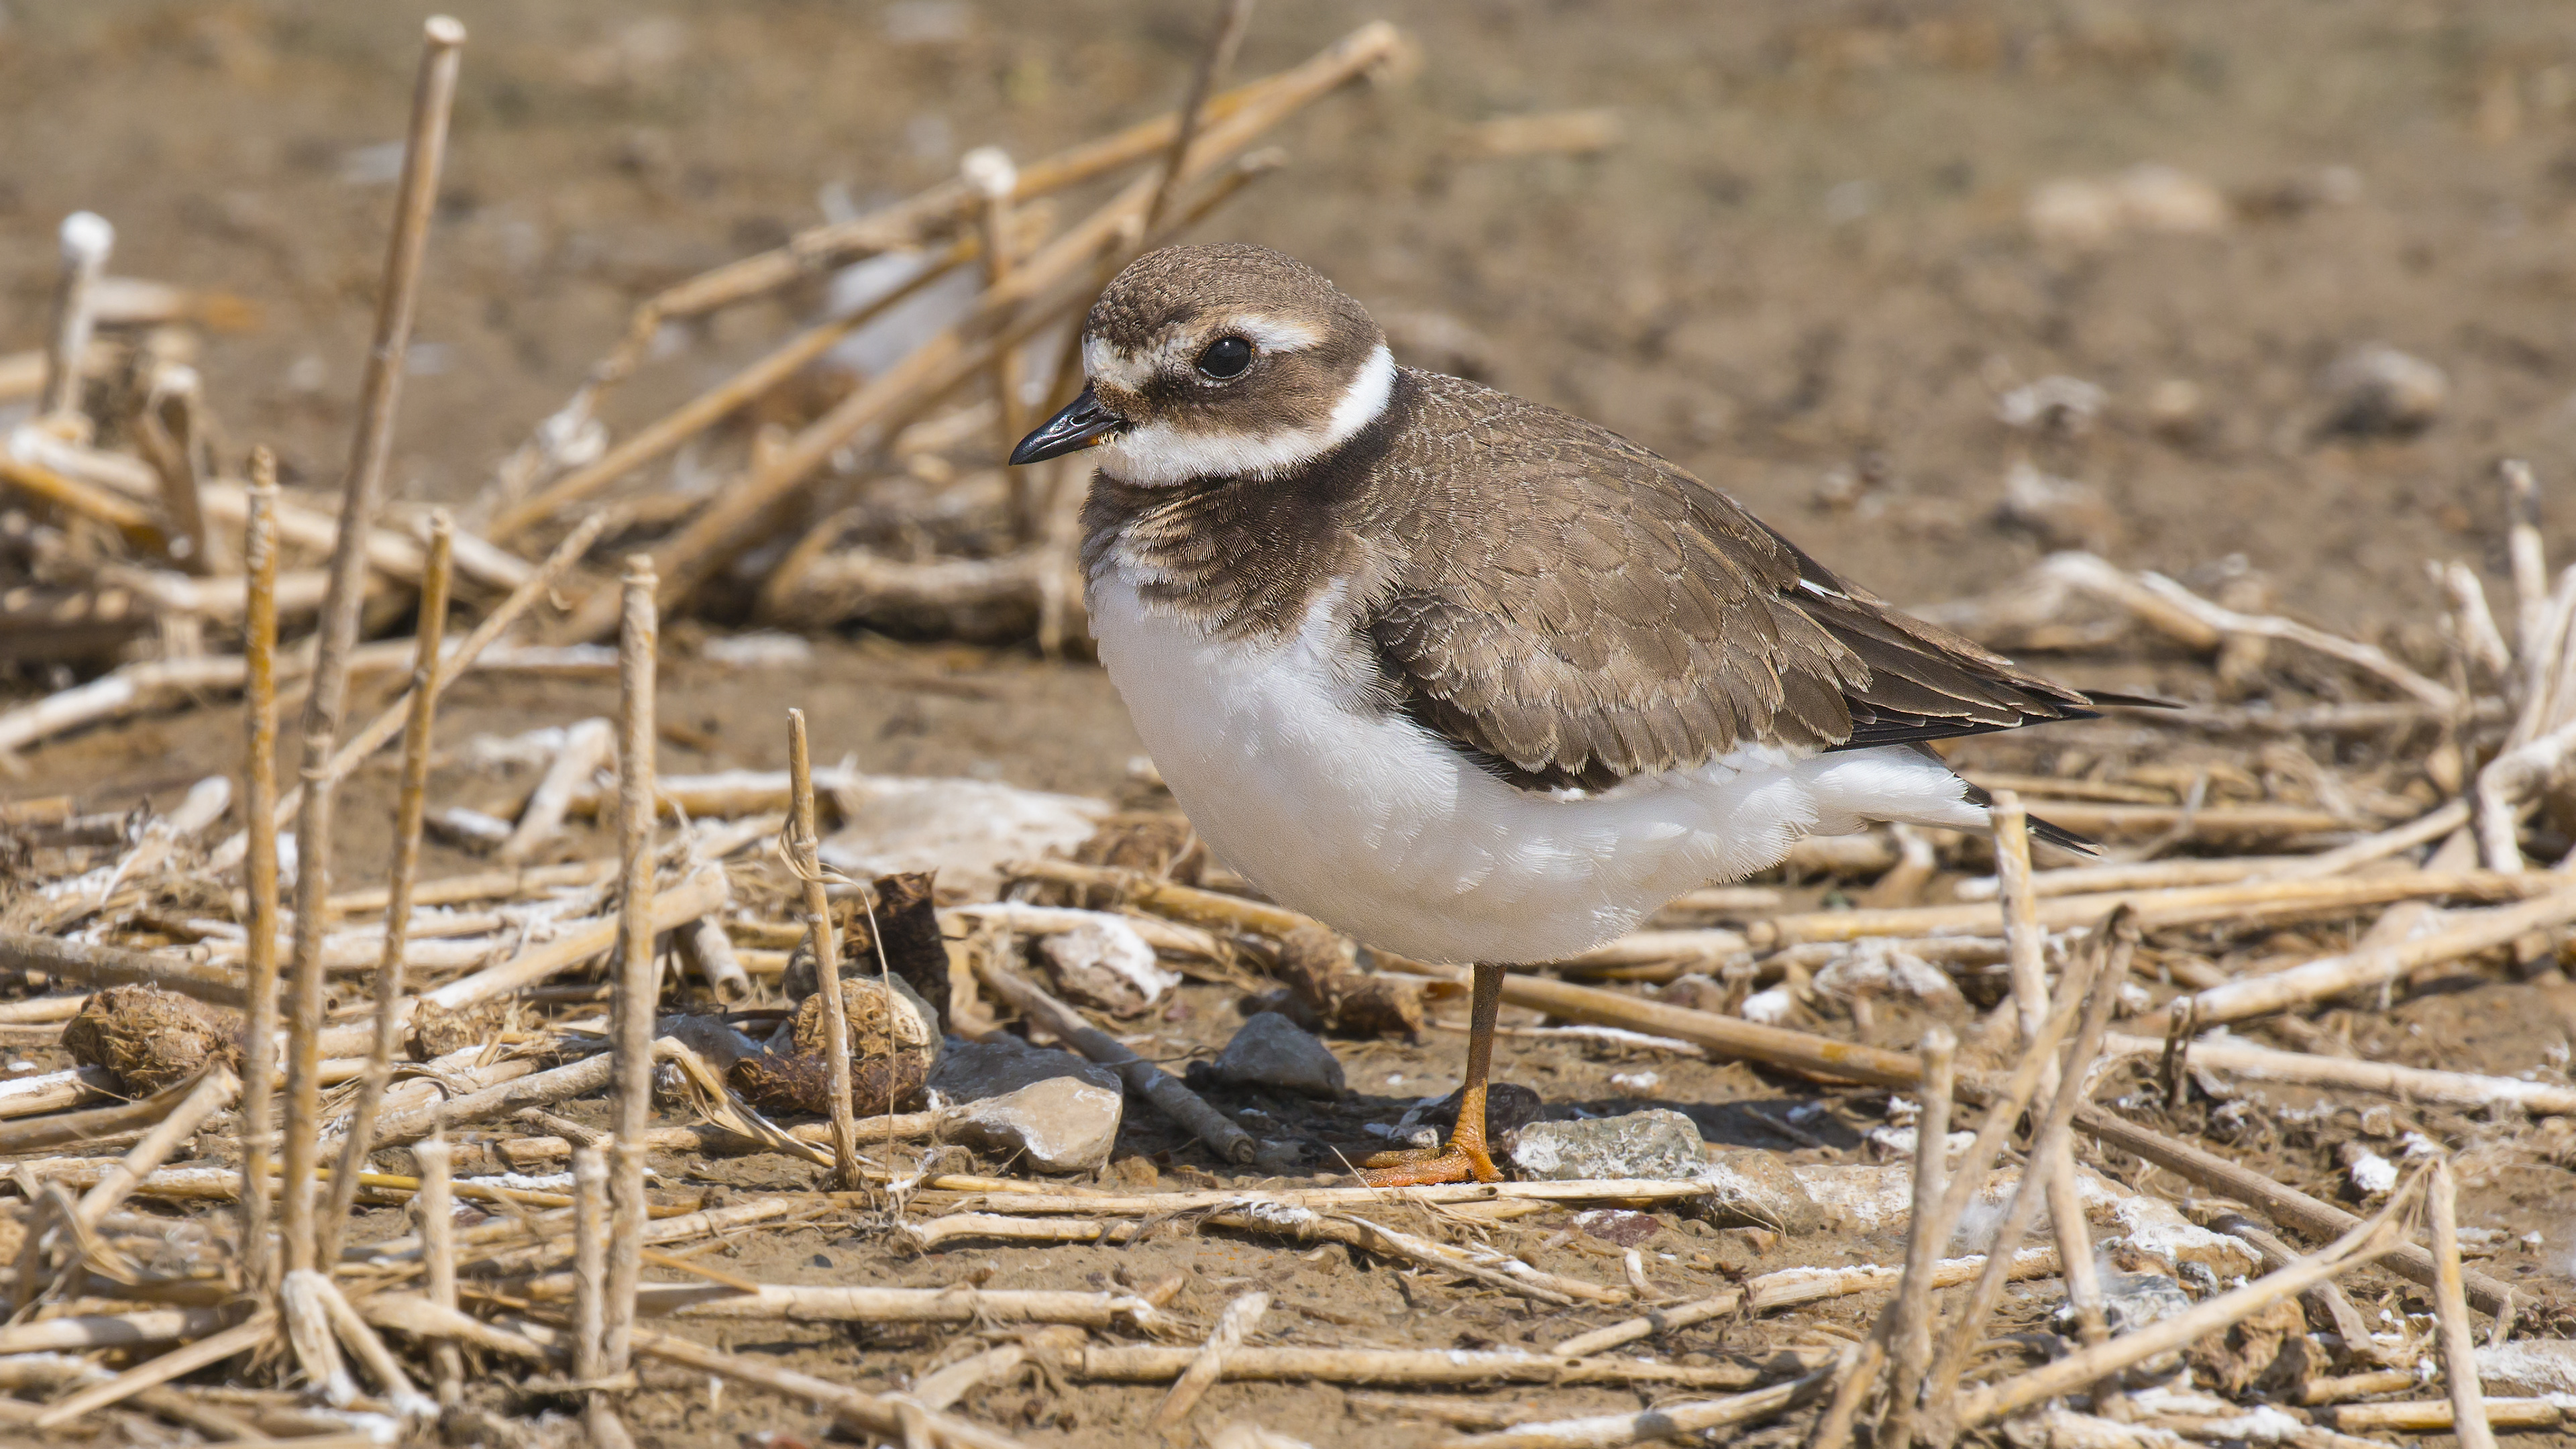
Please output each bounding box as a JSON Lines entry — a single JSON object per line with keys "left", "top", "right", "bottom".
{"left": 1096, "top": 344, "right": 1396, "bottom": 488}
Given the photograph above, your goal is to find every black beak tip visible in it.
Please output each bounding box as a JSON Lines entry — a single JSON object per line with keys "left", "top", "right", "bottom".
{"left": 1009, "top": 388, "right": 1123, "bottom": 466}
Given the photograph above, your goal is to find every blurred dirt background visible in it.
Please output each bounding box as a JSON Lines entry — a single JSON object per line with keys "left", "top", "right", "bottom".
{"left": 9, "top": 3, "right": 2576, "bottom": 1445}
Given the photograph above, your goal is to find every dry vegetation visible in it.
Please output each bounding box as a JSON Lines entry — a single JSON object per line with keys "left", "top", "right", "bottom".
{"left": 7, "top": 7, "right": 2576, "bottom": 1449}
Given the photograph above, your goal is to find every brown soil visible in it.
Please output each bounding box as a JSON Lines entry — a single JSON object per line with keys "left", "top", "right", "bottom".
{"left": 8, "top": 4, "right": 2576, "bottom": 1447}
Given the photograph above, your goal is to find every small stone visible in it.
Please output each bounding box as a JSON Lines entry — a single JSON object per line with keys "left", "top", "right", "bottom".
{"left": 927, "top": 1034, "right": 1119, "bottom": 1104}
{"left": 1508, "top": 1108, "right": 1705, "bottom": 1182}
{"left": 2080, "top": 1271, "right": 2194, "bottom": 1378}
{"left": 947, "top": 1076, "right": 1122, "bottom": 1174}
{"left": 1698, "top": 1148, "right": 1825, "bottom": 1235}
{"left": 1039, "top": 916, "right": 1177, "bottom": 1018}
{"left": 1210, "top": 1012, "right": 1345, "bottom": 1097}
{"left": 2323, "top": 343, "right": 2447, "bottom": 435}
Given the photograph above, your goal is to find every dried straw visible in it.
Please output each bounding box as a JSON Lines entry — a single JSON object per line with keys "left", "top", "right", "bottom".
{"left": 314, "top": 515, "right": 453, "bottom": 1267}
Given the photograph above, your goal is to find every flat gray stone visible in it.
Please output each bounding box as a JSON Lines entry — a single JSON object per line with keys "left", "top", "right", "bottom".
{"left": 1698, "top": 1148, "right": 1825, "bottom": 1235}
{"left": 948, "top": 1077, "right": 1122, "bottom": 1174}
{"left": 1507, "top": 1108, "right": 1705, "bottom": 1181}
{"left": 1211, "top": 1012, "right": 1345, "bottom": 1097}
{"left": 927, "top": 1035, "right": 1118, "bottom": 1105}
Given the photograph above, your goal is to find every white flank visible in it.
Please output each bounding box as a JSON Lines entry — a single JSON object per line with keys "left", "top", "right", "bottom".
{"left": 1098, "top": 344, "right": 1397, "bottom": 488}
{"left": 1088, "top": 569, "right": 1987, "bottom": 964}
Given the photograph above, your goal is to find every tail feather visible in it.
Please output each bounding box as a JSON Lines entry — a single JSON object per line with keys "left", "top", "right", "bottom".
{"left": 1951, "top": 768, "right": 2100, "bottom": 857}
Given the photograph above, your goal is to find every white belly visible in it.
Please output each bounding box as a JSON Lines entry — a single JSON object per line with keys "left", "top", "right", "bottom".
{"left": 1088, "top": 573, "right": 1984, "bottom": 964}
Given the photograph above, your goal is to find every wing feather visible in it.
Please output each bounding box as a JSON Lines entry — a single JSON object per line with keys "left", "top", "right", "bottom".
{"left": 1364, "top": 372, "right": 2127, "bottom": 792}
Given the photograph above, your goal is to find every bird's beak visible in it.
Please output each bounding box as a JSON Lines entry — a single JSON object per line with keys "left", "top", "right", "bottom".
{"left": 1009, "top": 386, "right": 1126, "bottom": 465}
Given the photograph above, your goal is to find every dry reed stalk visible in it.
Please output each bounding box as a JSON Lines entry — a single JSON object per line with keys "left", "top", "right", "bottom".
{"left": 414, "top": 1129, "right": 464, "bottom": 1405}
{"left": 0, "top": 1067, "right": 115, "bottom": 1118}
{"left": 401, "top": 865, "right": 727, "bottom": 1018}
{"left": 1993, "top": 796, "right": 2108, "bottom": 1355}
{"left": 604, "top": 556, "right": 660, "bottom": 1377}
{"left": 914, "top": 1327, "right": 1087, "bottom": 1411}
{"left": 1871, "top": 1026, "right": 1954, "bottom": 1449}
{"left": 496, "top": 1110, "right": 944, "bottom": 1168}
{"left": 2324, "top": 1400, "right": 2567, "bottom": 1434}
{"left": 1952, "top": 1180, "right": 2416, "bottom": 1429}
{"left": 0, "top": 1309, "right": 226, "bottom": 1355}
{"left": 926, "top": 1179, "right": 1714, "bottom": 1216}
{"left": 205, "top": 510, "right": 612, "bottom": 873}
{"left": 280, "top": 14, "right": 465, "bottom": 1279}
{"left": 2295, "top": 1368, "right": 2422, "bottom": 1406}
{"left": 963, "top": 148, "right": 1030, "bottom": 505}
{"left": 1802, "top": 1337, "right": 1884, "bottom": 1449}
{"left": 572, "top": 1143, "right": 608, "bottom": 1395}
{"left": 308, "top": 1273, "right": 432, "bottom": 1419}
{"left": 1071, "top": 1346, "right": 1835, "bottom": 1391}
{"left": 2070, "top": 1102, "right": 2516, "bottom": 1320}
{"left": 1917, "top": 925, "right": 2130, "bottom": 1425}
{"left": 367, "top": 1051, "right": 616, "bottom": 1147}
{"left": 27, "top": 1311, "right": 277, "bottom": 1431}
{"left": 0, "top": 932, "right": 251, "bottom": 1006}
{"left": 313, "top": 515, "right": 453, "bottom": 1268}
{"left": 621, "top": 1325, "right": 1034, "bottom": 1449}
{"left": 0, "top": 1073, "right": 218, "bottom": 1155}
{"left": 70, "top": 1063, "right": 238, "bottom": 1230}
{"left": 282, "top": 1270, "right": 358, "bottom": 1405}
{"left": 1539, "top": 1249, "right": 2063, "bottom": 1360}
{"left": 680, "top": 915, "right": 752, "bottom": 1004}
{"left": 584, "top": 19, "right": 1381, "bottom": 357}
{"left": 1373, "top": 954, "right": 1923, "bottom": 1088}
{"left": 496, "top": 716, "right": 611, "bottom": 863}
{"left": 2208, "top": 1213, "right": 2383, "bottom": 1371}
{"left": 2102, "top": 1030, "right": 2576, "bottom": 1114}
{"left": 237, "top": 454, "right": 284, "bottom": 1287}
{"left": 38, "top": 212, "right": 112, "bottom": 426}
{"left": 330, "top": 859, "right": 610, "bottom": 914}
{"left": 486, "top": 229, "right": 990, "bottom": 545}
{"left": 1146, "top": 0, "right": 1260, "bottom": 234}
{"left": 134, "top": 369, "right": 218, "bottom": 574}
{"left": 1991, "top": 792, "right": 2048, "bottom": 1044}
{"left": 567, "top": 24, "right": 1401, "bottom": 639}
{"left": 973, "top": 950, "right": 1256, "bottom": 1163}
{"left": 906, "top": 1208, "right": 1612, "bottom": 1302}
{"left": 526, "top": 1281, "right": 1163, "bottom": 1330}
{"left": 0, "top": 449, "right": 162, "bottom": 539}
{"left": 2430, "top": 1159, "right": 2499, "bottom": 1449}
{"left": 1152, "top": 1289, "right": 1267, "bottom": 1436}
{"left": 2145, "top": 882, "right": 2576, "bottom": 1030}
{"left": 1436, "top": 1369, "right": 1831, "bottom": 1449}
{"left": 786, "top": 708, "right": 861, "bottom": 1190}
{"left": 1748, "top": 869, "right": 2549, "bottom": 950}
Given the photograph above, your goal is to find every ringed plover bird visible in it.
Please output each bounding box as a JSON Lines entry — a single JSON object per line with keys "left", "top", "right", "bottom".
{"left": 1012, "top": 244, "right": 2143, "bottom": 1186}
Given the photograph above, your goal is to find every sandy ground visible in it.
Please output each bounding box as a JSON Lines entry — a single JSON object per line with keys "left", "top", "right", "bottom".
{"left": 8, "top": 3, "right": 2576, "bottom": 1446}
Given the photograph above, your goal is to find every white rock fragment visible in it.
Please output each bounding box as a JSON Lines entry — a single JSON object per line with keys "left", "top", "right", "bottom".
{"left": 700, "top": 631, "right": 815, "bottom": 669}
{"left": 2322, "top": 343, "right": 2447, "bottom": 434}
{"left": 1740, "top": 986, "right": 1794, "bottom": 1024}
{"left": 1038, "top": 914, "right": 1177, "bottom": 1018}
{"left": 1811, "top": 942, "right": 1969, "bottom": 1015}
{"left": 2027, "top": 164, "right": 2228, "bottom": 248}
{"left": 947, "top": 1076, "right": 1122, "bottom": 1174}
{"left": 2345, "top": 1148, "right": 2398, "bottom": 1199}
{"left": 1996, "top": 376, "right": 2106, "bottom": 434}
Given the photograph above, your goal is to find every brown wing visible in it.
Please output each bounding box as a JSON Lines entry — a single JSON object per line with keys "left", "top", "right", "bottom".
{"left": 1364, "top": 374, "right": 2108, "bottom": 792}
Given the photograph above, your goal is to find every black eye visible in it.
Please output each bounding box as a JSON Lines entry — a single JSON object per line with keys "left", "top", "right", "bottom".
{"left": 1195, "top": 335, "right": 1253, "bottom": 379}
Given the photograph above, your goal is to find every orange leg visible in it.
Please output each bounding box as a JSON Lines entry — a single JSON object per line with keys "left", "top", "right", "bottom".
{"left": 1362, "top": 962, "right": 1506, "bottom": 1187}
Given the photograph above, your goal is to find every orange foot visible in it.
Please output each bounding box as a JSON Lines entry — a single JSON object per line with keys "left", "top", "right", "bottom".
{"left": 1360, "top": 1136, "right": 1502, "bottom": 1187}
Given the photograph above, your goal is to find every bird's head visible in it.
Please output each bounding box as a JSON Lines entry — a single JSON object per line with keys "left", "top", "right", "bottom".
{"left": 1009, "top": 243, "right": 1393, "bottom": 486}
